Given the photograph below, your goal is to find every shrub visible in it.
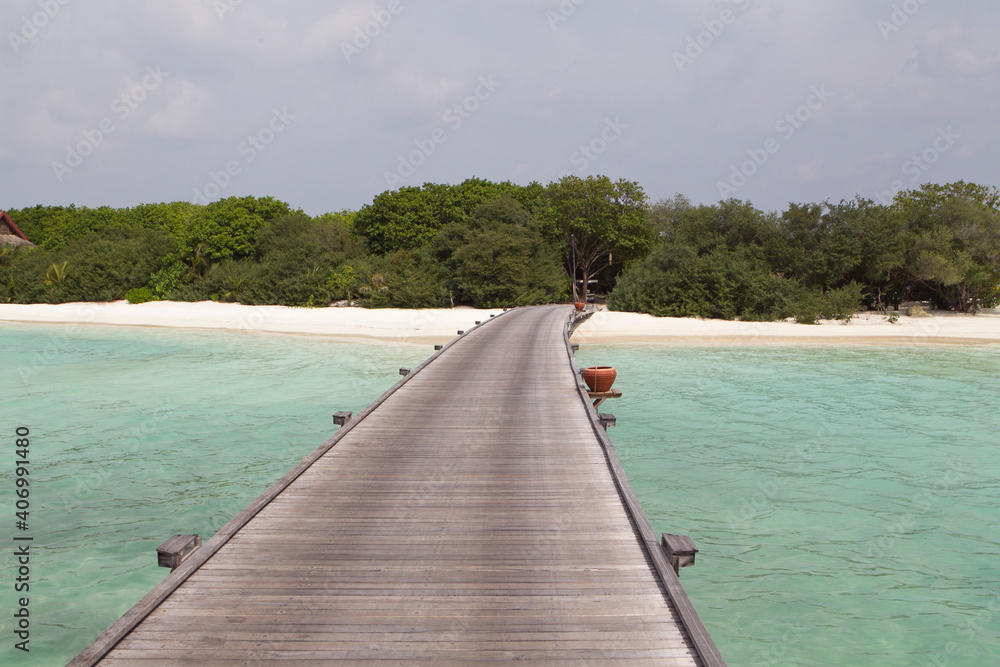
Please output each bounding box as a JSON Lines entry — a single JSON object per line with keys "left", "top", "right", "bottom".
{"left": 125, "top": 287, "right": 159, "bottom": 304}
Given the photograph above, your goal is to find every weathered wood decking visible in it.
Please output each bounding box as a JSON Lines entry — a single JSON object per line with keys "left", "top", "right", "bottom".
{"left": 72, "top": 305, "right": 725, "bottom": 665}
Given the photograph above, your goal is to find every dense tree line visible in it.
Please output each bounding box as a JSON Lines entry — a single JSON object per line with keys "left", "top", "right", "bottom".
{"left": 2, "top": 179, "right": 997, "bottom": 319}
{"left": 609, "top": 181, "right": 999, "bottom": 321}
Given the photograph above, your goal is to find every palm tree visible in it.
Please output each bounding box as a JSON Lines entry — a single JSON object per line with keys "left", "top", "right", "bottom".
{"left": 182, "top": 243, "right": 211, "bottom": 280}
{"left": 45, "top": 261, "right": 70, "bottom": 286}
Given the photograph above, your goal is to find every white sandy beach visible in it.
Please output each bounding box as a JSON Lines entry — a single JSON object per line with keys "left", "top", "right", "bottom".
{"left": 572, "top": 307, "right": 1000, "bottom": 346}
{"left": 0, "top": 301, "right": 504, "bottom": 345}
{"left": 0, "top": 301, "right": 999, "bottom": 345}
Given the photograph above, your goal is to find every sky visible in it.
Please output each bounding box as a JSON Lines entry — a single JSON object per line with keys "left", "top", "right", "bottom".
{"left": 1, "top": 0, "right": 998, "bottom": 217}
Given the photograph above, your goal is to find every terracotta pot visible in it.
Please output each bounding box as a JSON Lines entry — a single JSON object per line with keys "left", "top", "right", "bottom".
{"left": 574, "top": 302, "right": 586, "bottom": 311}
{"left": 582, "top": 366, "right": 617, "bottom": 393}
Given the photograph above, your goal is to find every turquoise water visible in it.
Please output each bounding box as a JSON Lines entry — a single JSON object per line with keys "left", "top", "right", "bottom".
{"left": 0, "top": 323, "right": 432, "bottom": 666}
{"left": 577, "top": 344, "right": 1000, "bottom": 667}
{"left": 1, "top": 325, "right": 998, "bottom": 665}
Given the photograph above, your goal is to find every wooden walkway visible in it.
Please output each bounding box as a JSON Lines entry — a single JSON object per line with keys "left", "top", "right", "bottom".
{"left": 72, "top": 305, "right": 725, "bottom": 665}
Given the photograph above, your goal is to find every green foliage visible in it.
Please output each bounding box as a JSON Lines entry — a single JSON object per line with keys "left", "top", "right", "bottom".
{"left": 148, "top": 257, "right": 187, "bottom": 297}
{"left": 355, "top": 250, "right": 451, "bottom": 309}
{"left": 327, "top": 265, "right": 357, "bottom": 302}
{"left": 247, "top": 213, "right": 366, "bottom": 306}
{"left": 609, "top": 200, "right": 864, "bottom": 323}
{"left": 896, "top": 181, "right": 1000, "bottom": 214}
{"left": 790, "top": 283, "right": 864, "bottom": 324}
{"left": 540, "top": 175, "right": 654, "bottom": 300}
{"left": 648, "top": 194, "right": 694, "bottom": 235}
{"left": 436, "top": 197, "right": 567, "bottom": 308}
{"left": 119, "top": 202, "right": 197, "bottom": 237}
{"left": 181, "top": 196, "right": 293, "bottom": 261}
{"left": 609, "top": 241, "right": 791, "bottom": 320}
{"left": 353, "top": 178, "right": 546, "bottom": 255}
{"left": 5, "top": 226, "right": 176, "bottom": 304}
{"left": 897, "top": 184, "right": 1000, "bottom": 312}
{"left": 770, "top": 198, "right": 908, "bottom": 311}
{"left": 167, "top": 213, "right": 367, "bottom": 307}
{"left": 45, "top": 261, "right": 70, "bottom": 286}
{"left": 353, "top": 186, "right": 439, "bottom": 255}
{"left": 125, "top": 287, "right": 159, "bottom": 304}
{"left": 4, "top": 181, "right": 995, "bottom": 316}
{"left": 9, "top": 205, "right": 118, "bottom": 251}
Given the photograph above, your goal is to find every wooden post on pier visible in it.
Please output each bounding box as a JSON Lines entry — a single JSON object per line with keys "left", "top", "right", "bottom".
{"left": 156, "top": 535, "right": 201, "bottom": 571}
{"left": 71, "top": 305, "right": 725, "bottom": 667}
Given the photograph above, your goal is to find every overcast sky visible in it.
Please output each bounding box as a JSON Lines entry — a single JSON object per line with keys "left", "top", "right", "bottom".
{"left": 1, "top": 1, "right": 997, "bottom": 217}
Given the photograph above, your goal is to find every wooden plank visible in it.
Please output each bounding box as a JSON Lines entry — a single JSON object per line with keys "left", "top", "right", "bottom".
{"left": 560, "top": 317, "right": 728, "bottom": 667}
{"left": 72, "top": 306, "right": 724, "bottom": 666}
{"left": 68, "top": 311, "right": 517, "bottom": 667}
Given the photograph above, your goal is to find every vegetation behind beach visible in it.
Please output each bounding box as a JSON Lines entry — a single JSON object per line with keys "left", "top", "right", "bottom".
{"left": 2, "top": 177, "right": 997, "bottom": 320}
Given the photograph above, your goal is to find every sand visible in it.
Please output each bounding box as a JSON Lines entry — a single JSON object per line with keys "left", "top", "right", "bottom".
{"left": 0, "top": 301, "right": 504, "bottom": 345}
{"left": 572, "top": 307, "right": 1000, "bottom": 346}
{"left": 1, "top": 301, "right": 999, "bottom": 346}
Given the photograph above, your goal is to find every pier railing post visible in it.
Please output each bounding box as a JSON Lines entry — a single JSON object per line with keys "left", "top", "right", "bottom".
{"left": 156, "top": 535, "right": 202, "bottom": 571}
{"left": 661, "top": 534, "right": 698, "bottom": 574}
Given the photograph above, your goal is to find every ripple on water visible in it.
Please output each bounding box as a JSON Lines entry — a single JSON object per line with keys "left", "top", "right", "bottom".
{"left": 0, "top": 323, "right": 431, "bottom": 666}
{"left": 577, "top": 343, "right": 1000, "bottom": 667}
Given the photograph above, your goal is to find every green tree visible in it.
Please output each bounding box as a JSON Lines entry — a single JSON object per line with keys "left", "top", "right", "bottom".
{"left": 898, "top": 181, "right": 1000, "bottom": 213}
{"left": 609, "top": 199, "right": 863, "bottom": 322}
{"left": 647, "top": 194, "right": 694, "bottom": 236}
{"left": 352, "top": 186, "right": 439, "bottom": 254}
{"left": 243, "top": 213, "right": 366, "bottom": 306}
{"left": 353, "top": 179, "right": 546, "bottom": 255}
{"left": 541, "top": 175, "right": 655, "bottom": 302}
{"left": 181, "top": 196, "right": 292, "bottom": 261}
{"left": 902, "top": 194, "right": 1000, "bottom": 312}
{"left": 355, "top": 250, "right": 451, "bottom": 308}
{"left": 9, "top": 227, "right": 176, "bottom": 303}
{"left": 830, "top": 199, "right": 908, "bottom": 310}
{"left": 439, "top": 197, "right": 567, "bottom": 308}
{"left": 772, "top": 202, "right": 861, "bottom": 291}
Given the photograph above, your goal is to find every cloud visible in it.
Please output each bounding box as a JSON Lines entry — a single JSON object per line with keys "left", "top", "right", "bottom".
{"left": 1, "top": 0, "right": 997, "bottom": 215}
{"left": 146, "top": 80, "right": 214, "bottom": 138}
{"left": 786, "top": 158, "right": 823, "bottom": 183}
{"left": 916, "top": 21, "right": 1000, "bottom": 77}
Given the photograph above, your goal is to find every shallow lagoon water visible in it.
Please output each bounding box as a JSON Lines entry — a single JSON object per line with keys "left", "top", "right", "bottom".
{"left": 1, "top": 324, "right": 998, "bottom": 665}
{"left": 576, "top": 344, "right": 1000, "bottom": 666}
{"left": 0, "top": 323, "right": 432, "bottom": 665}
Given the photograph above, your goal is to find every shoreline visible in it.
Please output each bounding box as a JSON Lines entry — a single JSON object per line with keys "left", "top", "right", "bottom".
{"left": 1, "top": 301, "right": 999, "bottom": 346}
{"left": 571, "top": 308, "right": 1000, "bottom": 346}
{"left": 0, "top": 301, "right": 504, "bottom": 345}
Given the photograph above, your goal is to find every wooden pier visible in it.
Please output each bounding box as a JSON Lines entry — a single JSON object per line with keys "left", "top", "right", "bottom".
{"left": 71, "top": 305, "right": 725, "bottom": 665}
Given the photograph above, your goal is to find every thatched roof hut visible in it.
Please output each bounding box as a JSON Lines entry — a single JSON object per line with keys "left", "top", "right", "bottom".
{"left": 0, "top": 211, "right": 35, "bottom": 248}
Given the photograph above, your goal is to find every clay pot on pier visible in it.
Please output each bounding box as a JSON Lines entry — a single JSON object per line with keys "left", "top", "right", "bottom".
{"left": 582, "top": 366, "right": 617, "bottom": 393}
{"left": 574, "top": 302, "right": 586, "bottom": 311}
